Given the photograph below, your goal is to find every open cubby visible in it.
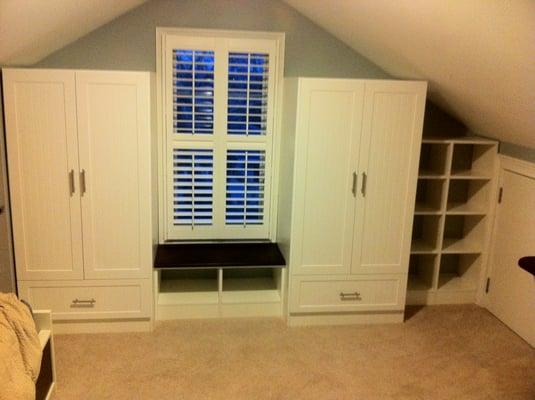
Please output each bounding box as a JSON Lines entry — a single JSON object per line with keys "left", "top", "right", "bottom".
{"left": 451, "top": 143, "right": 495, "bottom": 178}
{"left": 221, "top": 268, "right": 281, "bottom": 304}
{"left": 447, "top": 179, "right": 489, "bottom": 214}
{"left": 409, "top": 137, "right": 497, "bottom": 304}
{"left": 411, "top": 215, "right": 441, "bottom": 253}
{"left": 159, "top": 269, "right": 219, "bottom": 305}
{"left": 418, "top": 143, "right": 449, "bottom": 177}
{"left": 442, "top": 215, "right": 485, "bottom": 253}
{"left": 438, "top": 253, "right": 481, "bottom": 291}
{"left": 408, "top": 254, "right": 436, "bottom": 290}
{"left": 415, "top": 179, "right": 445, "bottom": 214}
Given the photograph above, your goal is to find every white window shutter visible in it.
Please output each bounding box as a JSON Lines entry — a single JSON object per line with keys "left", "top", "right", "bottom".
{"left": 163, "top": 31, "right": 281, "bottom": 240}
{"left": 173, "top": 149, "right": 214, "bottom": 226}
{"left": 226, "top": 150, "right": 266, "bottom": 226}
{"left": 227, "top": 52, "right": 269, "bottom": 136}
{"left": 173, "top": 49, "right": 215, "bottom": 135}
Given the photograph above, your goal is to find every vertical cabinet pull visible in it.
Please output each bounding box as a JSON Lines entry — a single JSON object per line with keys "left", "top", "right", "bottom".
{"left": 351, "top": 172, "right": 357, "bottom": 197}
{"left": 80, "top": 169, "right": 86, "bottom": 195}
{"left": 361, "top": 172, "right": 367, "bottom": 196}
{"left": 68, "top": 170, "right": 75, "bottom": 196}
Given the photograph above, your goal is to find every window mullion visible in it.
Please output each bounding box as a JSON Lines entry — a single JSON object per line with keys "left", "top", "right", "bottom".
{"left": 211, "top": 42, "right": 229, "bottom": 237}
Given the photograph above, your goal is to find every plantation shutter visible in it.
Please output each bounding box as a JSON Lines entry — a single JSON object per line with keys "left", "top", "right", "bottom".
{"left": 226, "top": 150, "right": 266, "bottom": 226}
{"left": 173, "top": 149, "right": 214, "bottom": 226}
{"left": 227, "top": 52, "right": 269, "bottom": 136}
{"left": 173, "top": 50, "right": 215, "bottom": 135}
{"left": 163, "top": 32, "right": 280, "bottom": 240}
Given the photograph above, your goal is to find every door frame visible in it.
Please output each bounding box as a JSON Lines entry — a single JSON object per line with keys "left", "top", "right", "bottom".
{"left": 480, "top": 154, "right": 535, "bottom": 308}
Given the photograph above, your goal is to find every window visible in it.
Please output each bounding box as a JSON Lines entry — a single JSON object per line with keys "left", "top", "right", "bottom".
{"left": 158, "top": 29, "right": 284, "bottom": 241}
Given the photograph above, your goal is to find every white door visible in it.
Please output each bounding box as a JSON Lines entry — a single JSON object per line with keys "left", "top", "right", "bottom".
{"left": 291, "top": 79, "right": 365, "bottom": 275}
{"left": 352, "top": 81, "right": 426, "bottom": 274}
{"left": 487, "top": 157, "right": 535, "bottom": 346}
{"left": 76, "top": 71, "right": 152, "bottom": 280}
{"left": 3, "top": 69, "right": 83, "bottom": 280}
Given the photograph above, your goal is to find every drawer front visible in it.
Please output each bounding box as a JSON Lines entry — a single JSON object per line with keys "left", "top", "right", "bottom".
{"left": 290, "top": 275, "right": 406, "bottom": 313}
{"left": 18, "top": 279, "right": 152, "bottom": 320}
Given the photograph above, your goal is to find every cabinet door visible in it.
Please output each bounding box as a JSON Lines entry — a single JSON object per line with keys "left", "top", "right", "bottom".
{"left": 352, "top": 81, "right": 426, "bottom": 274}
{"left": 76, "top": 71, "right": 151, "bottom": 280}
{"left": 291, "top": 79, "right": 365, "bottom": 275}
{"left": 3, "top": 69, "right": 83, "bottom": 280}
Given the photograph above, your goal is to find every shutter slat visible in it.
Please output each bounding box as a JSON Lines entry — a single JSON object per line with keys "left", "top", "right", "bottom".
{"left": 173, "top": 149, "right": 214, "bottom": 226}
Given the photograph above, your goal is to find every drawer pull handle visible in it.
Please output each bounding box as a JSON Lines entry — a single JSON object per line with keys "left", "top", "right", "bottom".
{"left": 71, "top": 298, "right": 96, "bottom": 307}
{"left": 340, "top": 291, "right": 361, "bottom": 301}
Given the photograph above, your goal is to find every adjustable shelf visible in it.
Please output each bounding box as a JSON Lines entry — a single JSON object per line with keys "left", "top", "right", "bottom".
{"left": 415, "top": 179, "right": 445, "bottom": 214}
{"left": 418, "top": 142, "right": 449, "bottom": 178}
{"left": 450, "top": 143, "right": 495, "bottom": 179}
{"left": 407, "top": 136, "right": 498, "bottom": 305}
{"left": 411, "top": 215, "right": 441, "bottom": 254}
{"left": 442, "top": 215, "right": 485, "bottom": 253}
{"left": 221, "top": 268, "right": 281, "bottom": 304}
{"left": 159, "top": 269, "right": 219, "bottom": 305}
{"left": 446, "top": 179, "right": 489, "bottom": 215}
{"left": 437, "top": 254, "right": 481, "bottom": 292}
{"left": 408, "top": 254, "right": 436, "bottom": 291}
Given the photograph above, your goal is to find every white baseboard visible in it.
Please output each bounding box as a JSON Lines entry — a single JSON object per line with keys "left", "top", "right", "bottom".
{"left": 52, "top": 318, "right": 152, "bottom": 334}
{"left": 287, "top": 311, "right": 404, "bottom": 326}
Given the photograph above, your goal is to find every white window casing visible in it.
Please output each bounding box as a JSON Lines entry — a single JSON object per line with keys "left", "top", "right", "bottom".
{"left": 157, "top": 28, "right": 285, "bottom": 241}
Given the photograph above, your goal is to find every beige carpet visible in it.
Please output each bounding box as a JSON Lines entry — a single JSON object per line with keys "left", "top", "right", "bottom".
{"left": 52, "top": 305, "right": 534, "bottom": 400}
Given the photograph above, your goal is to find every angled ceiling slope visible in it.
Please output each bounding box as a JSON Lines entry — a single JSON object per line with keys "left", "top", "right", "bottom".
{"left": 284, "top": 0, "right": 535, "bottom": 148}
{"left": 0, "top": 0, "right": 148, "bottom": 65}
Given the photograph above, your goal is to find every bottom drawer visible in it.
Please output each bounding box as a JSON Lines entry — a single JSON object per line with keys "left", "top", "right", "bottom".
{"left": 290, "top": 274, "right": 406, "bottom": 313}
{"left": 17, "top": 279, "right": 152, "bottom": 320}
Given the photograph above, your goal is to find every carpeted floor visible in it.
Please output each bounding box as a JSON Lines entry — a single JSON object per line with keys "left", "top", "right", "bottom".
{"left": 52, "top": 305, "right": 535, "bottom": 400}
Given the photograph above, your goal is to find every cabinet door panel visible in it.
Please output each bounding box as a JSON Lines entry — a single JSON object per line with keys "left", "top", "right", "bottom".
{"left": 76, "top": 71, "right": 151, "bottom": 279}
{"left": 291, "top": 79, "right": 364, "bottom": 275}
{"left": 3, "top": 70, "right": 83, "bottom": 280}
{"left": 352, "top": 81, "right": 426, "bottom": 274}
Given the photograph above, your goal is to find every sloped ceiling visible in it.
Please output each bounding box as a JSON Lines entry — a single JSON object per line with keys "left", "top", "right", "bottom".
{"left": 1, "top": 1, "right": 533, "bottom": 148}
{"left": 283, "top": 0, "right": 535, "bottom": 149}
{"left": 0, "top": 0, "right": 148, "bottom": 65}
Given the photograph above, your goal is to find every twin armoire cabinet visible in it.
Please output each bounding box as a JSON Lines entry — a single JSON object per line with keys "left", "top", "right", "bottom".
{"left": 3, "top": 70, "right": 426, "bottom": 329}
{"left": 279, "top": 78, "right": 427, "bottom": 325}
{"left": 3, "top": 69, "right": 154, "bottom": 332}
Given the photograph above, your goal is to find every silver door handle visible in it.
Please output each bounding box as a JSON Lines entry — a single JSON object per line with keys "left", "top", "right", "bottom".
{"left": 69, "top": 170, "right": 75, "bottom": 196}
{"left": 361, "top": 172, "right": 367, "bottom": 196}
{"left": 351, "top": 172, "right": 357, "bottom": 197}
{"left": 71, "top": 298, "right": 96, "bottom": 307}
{"left": 340, "top": 291, "right": 362, "bottom": 301}
{"left": 80, "top": 169, "right": 86, "bottom": 195}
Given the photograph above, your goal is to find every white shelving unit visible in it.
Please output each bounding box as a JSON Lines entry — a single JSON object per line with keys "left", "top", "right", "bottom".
{"left": 155, "top": 267, "right": 284, "bottom": 319}
{"left": 407, "top": 136, "right": 498, "bottom": 305}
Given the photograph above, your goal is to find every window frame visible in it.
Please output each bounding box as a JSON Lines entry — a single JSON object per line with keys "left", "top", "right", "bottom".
{"left": 156, "top": 28, "right": 285, "bottom": 243}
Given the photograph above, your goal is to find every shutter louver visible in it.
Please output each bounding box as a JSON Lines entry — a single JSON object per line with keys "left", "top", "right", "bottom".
{"left": 227, "top": 52, "right": 269, "bottom": 136}
{"left": 173, "top": 49, "right": 215, "bottom": 135}
{"left": 173, "top": 149, "right": 214, "bottom": 226}
{"left": 226, "top": 150, "right": 265, "bottom": 225}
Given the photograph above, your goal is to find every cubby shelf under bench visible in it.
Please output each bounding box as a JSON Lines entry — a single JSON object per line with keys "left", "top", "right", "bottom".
{"left": 153, "top": 243, "right": 287, "bottom": 320}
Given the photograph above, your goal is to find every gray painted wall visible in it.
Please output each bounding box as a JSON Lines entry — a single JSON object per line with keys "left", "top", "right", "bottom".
{"left": 30, "top": 0, "right": 535, "bottom": 162}
{"left": 499, "top": 142, "right": 535, "bottom": 163}
{"left": 37, "top": 0, "right": 388, "bottom": 78}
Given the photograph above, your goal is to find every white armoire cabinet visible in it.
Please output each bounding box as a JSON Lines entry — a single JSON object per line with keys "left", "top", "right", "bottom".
{"left": 278, "top": 78, "right": 426, "bottom": 325}
{"left": 3, "top": 69, "right": 154, "bottom": 332}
